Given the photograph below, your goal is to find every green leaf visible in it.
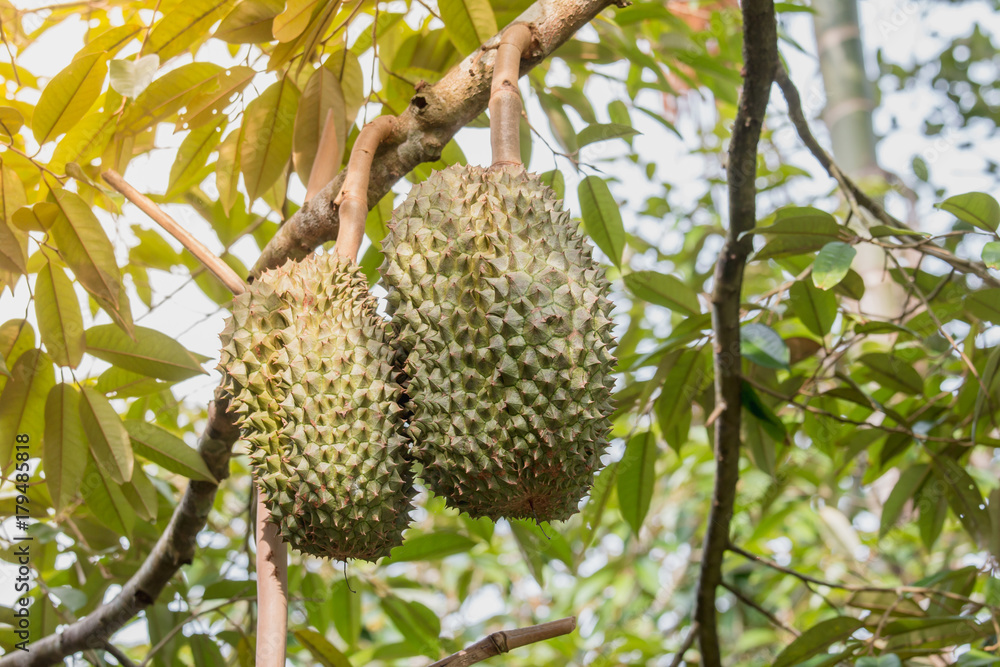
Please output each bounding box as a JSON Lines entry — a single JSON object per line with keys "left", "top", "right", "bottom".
{"left": 384, "top": 532, "right": 476, "bottom": 563}
{"left": 294, "top": 629, "right": 350, "bottom": 667}
{"left": 869, "top": 225, "right": 927, "bottom": 238}
{"left": 168, "top": 116, "right": 226, "bottom": 196}
{"left": 181, "top": 66, "right": 256, "bottom": 131}
{"left": 966, "top": 288, "right": 1000, "bottom": 322}
{"left": 122, "top": 62, "right": 223, "bottom": 133}
{"left": 617, "top": 431, "right": 658, "bottom": 533}
{"left": 331, "top": 579, "right": 361, "bottom": 647}
{"left": 189, "top": 634, "right": 226, "bottom": 667}
{"left": 240, "top": 76, "right": 300, "bottom": 201}
{"left": 34, "top": 261, "right": 85, "bottom": 368}
{"left": 748, "top": 207, "right": 846, "bottom": 260}
{"left": 43, "top": 384, "right": 88, "bottom": 512}
{"left": 216, "top": 0, "right": 283, "bottom": 43}
{"left": 123, "top": 466, "right": 158, "bottom": 522}
{"left": 938, "top": 192, "right": 1000, "bottom": 232}
{"left": 577, "top": 123, "right": 641, "bottom": 148}
{"left": 879, "top": 464, "right": 930, "bottom": 538}
{"left": 812, "top": 241, "right": 856, "bottom": 290}
{"left": 0, "top": 350, "right": 55, "bottom": 469}
{"left": 741, "top": 323, "right": 790, "bottom": 370}
{"left": 0, "top": 106, "right": 24, "bottom": 139}
{"left": 143, "top": 0, "right": 234, "bottom": 61}
{"left": 76, "top": 24, "right": 143, "bottom": 60}
{"left": 859, "top": 353, "right": 924, "bottom": 395}
{"left": 772, "top": 617, "right": 865, "bottom": 667}
{"left": 624, "top": 271, "right": 700, "bottom": 314}
{"left": 380, "top": 595, "right": 440, "bottom": 658}
{"left": 85, "top": 324, "right": 206, "bottom": 381}
{"left": 32, "top": 52, "right": 108, "bottom": 144}
{"left": 438, "top": 0, "right": 497, "bottom": 54}
{"left": 82, "top": 454, "right": 135, "bottom": 537}
{"left": 983, "top": 242, "right": 1000, "bottom": 270}
{"left": 293, "top": 66, "right": 346, "bottom": 187}
{"left": 935, "top": 457, "right": 991, "bottom": 543}
{"left": 48, "top": 188, "right": 124, "bottom": 312}
{"left": 216, "top": 128, "right": 243, "bottom": 215}
{"left": 125, "top": 420, "right": 216, "bottom": 482}
{"left": 578, "top": 175, "right": 625, "bottom": 267}
{"left": 79, "top": 386, "right": 132, "bottom": 484}
{"left": 656, "top": 348, "right": 709, "bottom": 451}
{"left": 109, "top": 54, "right": 159, "bottom": 97}
{"left": 790, "top": 280, "right": 837, "bottom": 337}
{"left": 272, "top": 0, "right": 322, "bottom": 42}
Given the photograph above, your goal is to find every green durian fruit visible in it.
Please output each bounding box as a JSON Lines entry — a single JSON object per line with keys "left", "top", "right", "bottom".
{"left": 380, "top": 164, "right": 616, "bottom": 522}
{"left": 219, "top": 252, "right": 412, "bottom": 561}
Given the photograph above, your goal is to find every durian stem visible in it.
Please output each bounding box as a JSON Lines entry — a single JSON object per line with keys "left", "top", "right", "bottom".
{"left": 489, "top": 24, "right": 532, "bottom": 167}
{"left": 102, "top": 170, "right": 247, "bottom": 295}
{"left": 334, "top": 115, "right": 397, "bottom": 261}
{"left": 255, "top": 487, "right": 288, "bottom": 667}
{"left": 427, "top": 617, "right": 576, "bottom": 667}
{"left": 305, "top": 108, "right": 340, "bottom": 202}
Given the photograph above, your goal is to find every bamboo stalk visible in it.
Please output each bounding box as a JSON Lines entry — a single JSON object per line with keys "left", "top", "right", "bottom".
{"left": 101, "top": 170, "right": 246, "bottom": 296}
{"left": 427, "top": 617, "right": 576, "bottom": 667}
{"left": 489, "top": 24, "right": 532, "bottom": 167}
{"left": 333, "top": 115, "right": 397, "bottom": 261}
{"left": 305, "top": 108, "right": 341, "bottom": 202}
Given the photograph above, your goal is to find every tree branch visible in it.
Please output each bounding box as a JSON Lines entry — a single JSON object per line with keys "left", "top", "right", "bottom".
{"left": 693, "top": 1, "right": 776, "bottom": 666}
{"left": 251, "top": 0, "right": 619, "bottom": 276}
{"left": 773, "top": 64, "right": 1000, "bottom": 288}
{"left": 427, "top": 617, "right": 576, "bottom": 667}
{"left": 0, "top": 391, "right": 239, "bottom": 667}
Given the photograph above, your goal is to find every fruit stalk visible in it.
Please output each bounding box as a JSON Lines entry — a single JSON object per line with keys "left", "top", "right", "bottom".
{"left": 334, "top": 115, "right": 397, "bottom": 261}
{"left": 489, "top": 24, "right": 532, "bottom": 167}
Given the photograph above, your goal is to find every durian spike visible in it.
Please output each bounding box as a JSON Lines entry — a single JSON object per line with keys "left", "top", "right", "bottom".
{"left": 334, "top": 115, "right": 397, "bottom": 261}
{"left": 305, "top": 108, "right": 341, "bottom": 202}
{"left": 489, "top": 24, "right": 532, "bottom": 167}
{"left": 102, "top": 170, "right": 247, "bottom": 296}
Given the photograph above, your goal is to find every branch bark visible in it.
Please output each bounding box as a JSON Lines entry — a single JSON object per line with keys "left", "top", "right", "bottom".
{"left": 251, "top": 0, "right": 618, "bottom": 276}
{"left": 427, "top": 617, "right": 576, "bottom": 667}
{"left": 1, "top": 3, "right": 620, "bottom": 665}
{"left": 1, "top": 390, "right": 238, "bottom": 667}
{"left": 693, "top": 2, "right": 776, "bottom": 666}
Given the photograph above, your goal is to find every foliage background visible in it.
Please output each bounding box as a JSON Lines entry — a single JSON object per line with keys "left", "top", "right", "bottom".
{"left": 0, "top": 0, "right": 999, "bottom": 665}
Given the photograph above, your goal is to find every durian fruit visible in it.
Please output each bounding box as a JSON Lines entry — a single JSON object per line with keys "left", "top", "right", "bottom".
{"left": 219, "top": 116, "right": 409, "bottom": 561}
{"left": 379, "top": 25, "right": 616, "bottom": 522}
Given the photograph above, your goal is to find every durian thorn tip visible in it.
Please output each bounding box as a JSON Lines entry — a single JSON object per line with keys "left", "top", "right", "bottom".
{"left": 334, "top": 115, "right": 397, "bottom": 261}
{"left": 102, "top": 170, "right": 247, "bottom": 296}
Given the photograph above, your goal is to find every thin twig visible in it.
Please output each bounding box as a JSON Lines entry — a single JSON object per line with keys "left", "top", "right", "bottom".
{"left": 427, "top": 617, "right": 576, "bottom": 667}
{"left": 721, "top": 581, "right": 799, "bottom": 636}
{"left": 102, "top": 170, "right": 247, "bottom": 295}
{"left": 102, "top": 642, "right": 138, "bottom": 667}
{"left": 667, "top": 621, "right": 700, "bottom": 667}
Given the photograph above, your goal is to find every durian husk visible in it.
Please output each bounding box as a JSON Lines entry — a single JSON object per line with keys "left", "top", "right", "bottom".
{"left": 219, "top": 252, "right": 413, "bottom": 561}
{"left": 381, "top": 163, "right": 616, "bottom": 522}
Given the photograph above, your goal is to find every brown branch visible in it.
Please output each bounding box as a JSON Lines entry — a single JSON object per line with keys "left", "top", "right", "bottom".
{"left": 427, "top": 617, "right": 576, "bottom": 667}
{"left": 254, "top": 489, "right": 288, "bottom": 667}
{"left": 251, "top": 0, "right": 618, "bottom": 276}
{"left": 0, "top": 390, "right": 239, "bottom": 667}
{"left": 102, "top": 170, "right": 247, "bottom": 296}
{"left": 693, "top": 1, "right": 776, "bottom": 666}
{"left": 773, "top": 65, "right": 1000, "bottom": 288}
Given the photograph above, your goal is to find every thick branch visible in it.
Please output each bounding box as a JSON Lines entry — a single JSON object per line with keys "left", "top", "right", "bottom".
{"left": 252, "top": 0, "right": 618, "bottom": 276}
{"left": 255, "top": 489, "right": 288, "bottom": 667}
{"left": 773, "top": 65, "right": 1000, "bottom": 288}
{"left": 427, "top": 617, "right": 576, "bottom": 667}
{"left": 0, "top": 391, "right": 239, "bottom": 667}
{"left": 693, "top": 2, "right": 776, "bottom": 666}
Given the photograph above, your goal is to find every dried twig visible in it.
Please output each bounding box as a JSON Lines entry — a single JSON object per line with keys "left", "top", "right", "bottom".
{"left": 427, "top": 617, "right": 576, "bottom": 667}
